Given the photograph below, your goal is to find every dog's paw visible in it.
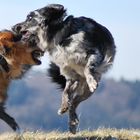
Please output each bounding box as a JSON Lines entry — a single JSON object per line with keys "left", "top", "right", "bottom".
{"left": 57, "top": 106, "right": 68, "bottom": 115}
{"left": 69, "top": 119, "right": 79, "bottom": 134}
{"left": 86, "top": 75, "right": 98, "bottom": 92}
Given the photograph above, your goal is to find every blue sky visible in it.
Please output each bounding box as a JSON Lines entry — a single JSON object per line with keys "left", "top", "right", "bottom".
{"left": 0, "top": 0, "right": 140, "bottom": 80}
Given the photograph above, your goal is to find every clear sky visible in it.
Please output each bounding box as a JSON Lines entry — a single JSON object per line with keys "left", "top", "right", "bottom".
{"left": 0, "top": 0, "right": 140, "bottom": 80}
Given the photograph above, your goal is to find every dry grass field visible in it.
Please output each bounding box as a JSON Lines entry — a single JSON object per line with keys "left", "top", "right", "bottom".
{"left": 0, "top": 128, "right": 140, "bottom": 140}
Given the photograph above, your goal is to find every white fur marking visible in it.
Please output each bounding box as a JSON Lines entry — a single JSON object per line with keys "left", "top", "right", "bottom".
{"left": 38, "top": 29, "right": 48, "bottom": 51}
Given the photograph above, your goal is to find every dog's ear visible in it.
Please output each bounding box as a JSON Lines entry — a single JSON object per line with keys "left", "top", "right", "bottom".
{"left": 39, "top": 4, "right": 66, "bottom": 23}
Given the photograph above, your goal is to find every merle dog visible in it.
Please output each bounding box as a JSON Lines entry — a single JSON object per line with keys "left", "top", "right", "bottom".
{"left": 12, "top": 4, "right": 116, "bottom": 133}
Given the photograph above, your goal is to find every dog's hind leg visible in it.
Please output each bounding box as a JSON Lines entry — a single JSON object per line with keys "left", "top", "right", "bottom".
{"left": 68, "top": 77, "right": 101, "bottom": 134}
{"left": 67, "top": 80, "right": 87, "bottom": 134}
{"left": 58, "top": 79, "right": 79, "bottom": 115}
{"left": 84, "top": 53, "right": 102, "bottom": 92}
{"left": 0, "top": 103, "right": 20, "bottom": 131}
{"left": 68, "top": 103, "right": 79, "bottom": 134}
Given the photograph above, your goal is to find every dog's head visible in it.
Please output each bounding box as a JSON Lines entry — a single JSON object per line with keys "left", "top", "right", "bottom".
{"left": 0, "top": 31, "right": 44, "bottom": 74}
{"left": 12, "top": 4, "right": 66, "bottom": 43}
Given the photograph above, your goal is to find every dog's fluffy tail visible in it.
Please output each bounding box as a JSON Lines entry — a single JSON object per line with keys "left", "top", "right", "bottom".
{"left": 96, "top": 48, "right": 116, "bottom": 74}
{"left": 48, "top": 63, "right": 66, "bottom": 89}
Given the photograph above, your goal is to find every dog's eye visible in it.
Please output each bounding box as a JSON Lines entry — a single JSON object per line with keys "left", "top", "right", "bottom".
{"left": 27, "top": 15, "right": 33, "bottom": 21}
{"left": 28, "top": 16, "right": 32, "bottom": 20}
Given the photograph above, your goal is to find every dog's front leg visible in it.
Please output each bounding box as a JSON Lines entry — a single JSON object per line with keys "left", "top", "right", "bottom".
{"left": 84, "top": 54, "right": 102, "bottom": 92}
{"left": 0, "top": 103, "right": 20, "bottom": 131}
{"left": 58, "top": 79, "right": 78, "bottom": 115}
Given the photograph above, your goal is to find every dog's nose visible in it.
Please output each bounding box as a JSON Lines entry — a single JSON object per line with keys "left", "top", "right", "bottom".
{"left": 12, "top": 24, "right": 22, "bottom": 33}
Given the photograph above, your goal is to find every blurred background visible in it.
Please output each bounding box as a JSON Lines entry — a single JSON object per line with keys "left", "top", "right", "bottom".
{"left": 0, "top": 0, "right": 140, "bottom": 132}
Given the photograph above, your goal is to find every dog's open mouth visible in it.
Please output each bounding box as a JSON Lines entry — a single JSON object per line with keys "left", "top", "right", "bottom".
{"left": 21, "top": 30, "right": 32, "bottom": 40}
{"left": 18, "top": 30, "right": 44, "bottom": 65}
{"left": 32, "top": 50, "right": 44, "bottom": 65}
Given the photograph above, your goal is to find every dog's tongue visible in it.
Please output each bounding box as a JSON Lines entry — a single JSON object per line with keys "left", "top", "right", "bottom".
{"left": 24, "top": 31, "right": 30, "bottom": 38}
{"left": 22, "top": 31, "right": 31, "bottom": 41}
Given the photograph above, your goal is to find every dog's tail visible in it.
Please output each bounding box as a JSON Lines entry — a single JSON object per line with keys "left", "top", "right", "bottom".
{"left": 96, "top": 45, "right": 116, "bottom": 74}
{"left": 48, "top": 63, "right": 66, "bottom": 89}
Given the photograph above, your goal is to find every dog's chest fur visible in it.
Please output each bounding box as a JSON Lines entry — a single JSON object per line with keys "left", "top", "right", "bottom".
{"left": 39, "top": 31, "right": 88, "bottom": 77}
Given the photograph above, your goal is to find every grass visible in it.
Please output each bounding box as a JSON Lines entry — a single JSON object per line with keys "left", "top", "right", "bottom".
{"left": 0, "top": 128, "right": 140, "bottom": 140}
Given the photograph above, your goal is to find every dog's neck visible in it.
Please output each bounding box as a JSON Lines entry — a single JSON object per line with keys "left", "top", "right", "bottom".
{"left": 37, "top": 16, "right": 74, "bottom": 52}
{"left": 37, "top": 28, "right": 49, "bottom": 51}
{"left": 37, "top": 23, "right": 63, "bottom": 51}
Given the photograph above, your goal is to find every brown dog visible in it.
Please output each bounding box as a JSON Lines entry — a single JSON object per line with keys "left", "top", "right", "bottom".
{"left": 0, "top": 31, "right": 42, "bottom": 131}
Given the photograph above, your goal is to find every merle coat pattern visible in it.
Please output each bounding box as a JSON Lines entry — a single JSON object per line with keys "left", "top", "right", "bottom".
{"left": 13, "top": 4, "right": 116, "bottom": 134}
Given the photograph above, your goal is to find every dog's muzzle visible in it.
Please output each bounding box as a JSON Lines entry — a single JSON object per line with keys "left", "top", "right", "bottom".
{"left": 12, "top": 24, "right": 33, "bottom": 42}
